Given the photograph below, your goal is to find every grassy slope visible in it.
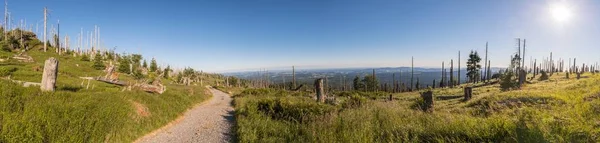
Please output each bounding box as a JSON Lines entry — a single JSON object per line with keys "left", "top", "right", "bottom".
{"left": 234, "top": 73, "right": 600, "bottom": 142}
{"left": 0, "top": 47, "right": 216, "bottom": 142}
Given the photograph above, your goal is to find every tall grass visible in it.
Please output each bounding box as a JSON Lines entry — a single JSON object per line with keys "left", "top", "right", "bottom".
{"left": 234, "top": 74, "right": 600, "bottom": 142}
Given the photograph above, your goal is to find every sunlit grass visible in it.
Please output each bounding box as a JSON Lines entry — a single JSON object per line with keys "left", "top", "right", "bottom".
{"left": 234, "top": 73, "right": 600, "bottom": 142}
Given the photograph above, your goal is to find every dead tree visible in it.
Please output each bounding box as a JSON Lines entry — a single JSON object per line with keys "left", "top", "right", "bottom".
{"left": 484, "top": 42, "right": 488, "bottom": 82}
{"left": 441, "top": 61, "right": 444, "bottom": 88}
{"left": 450, "top": 59, "right": 454, "bottom": 87}
{"left": 458, "top": 51, "right": 461, "bottom": 86}
{"left": 487, "top": 60, "right": 491, "bottom": 80}
{"left": 411, "top": 56, "right": 414, "bottom": 90}
{"left": 420, "top": 91, "right": 434, "bottom": 112}
{"left": 463, "top": 87, "right": 472, "bottom": 101}
{"left": 550, "top": 52, "right": 554, "bottom": 75}
{"left": 43, "top": 7, "right": 47, "bottom": 52}
{"left": 392, "top": 73, "right": 396, "bottom": 93}
{"left": 522, "top": 39, "right": 526, "bottom": 73}
{"left": 41, "top": 57, "right": 59, "bottom": 91}
{"left": 315, "top": 78, "right": 325, "bottom": 103}
{"left": 292, "top": 66, "right": 296, "bottom": 89}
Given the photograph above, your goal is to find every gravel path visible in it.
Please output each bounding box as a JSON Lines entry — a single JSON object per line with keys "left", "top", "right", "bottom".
{"left": 136, "top": 88, "right": 235, "bottom": 143}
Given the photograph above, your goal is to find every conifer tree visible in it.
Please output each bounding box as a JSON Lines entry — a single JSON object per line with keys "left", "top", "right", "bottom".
{"left": 92, "top": 52, "right": 105, "bottom": 70}
{"left": 467, "top": 50, "right": 482, "bottom": 83}
{"left": 150, "top": 58, "right": 158, "bottom": 72}
{"left": 143, "top": 60, "right": 148, "bottom": 69}
{"left": 163, "top": 65, "right": 171, "bottom": 79}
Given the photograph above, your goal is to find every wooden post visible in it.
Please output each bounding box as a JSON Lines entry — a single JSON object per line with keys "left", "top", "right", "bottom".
{"left": 463, "top": 87, "right": 472, "bottom": 101}
{"left": 420, "top": 91, "right": 434, "bottom": 112}
{"left": 41, "top": 57, "right": 59, "bottom": 91}
{"left": 315, "top": 78, "right": 325, "bottom": 103}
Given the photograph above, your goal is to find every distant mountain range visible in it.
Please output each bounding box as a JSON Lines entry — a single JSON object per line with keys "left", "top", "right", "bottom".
{"left": 225, "top": 67, "right": 505, "bottom": 89}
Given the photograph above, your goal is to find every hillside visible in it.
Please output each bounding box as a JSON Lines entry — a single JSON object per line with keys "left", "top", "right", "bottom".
{"left": 0, "top": 30, "right": 230, "bottom": 142}
{"left": 233, "top": 72, "right": 600, "bottom": 142}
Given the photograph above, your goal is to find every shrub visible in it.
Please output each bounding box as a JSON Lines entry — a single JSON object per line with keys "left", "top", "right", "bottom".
{"left": 256, "top": 97, "right": 336, "bottom": 123}
{"left": 341, "top": 95, "right": 367, "bottom": 109}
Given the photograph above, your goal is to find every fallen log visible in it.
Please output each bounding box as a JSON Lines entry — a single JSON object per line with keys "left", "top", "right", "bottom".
{"left": 95, "top": 77, "right": 128, "bottom": 86}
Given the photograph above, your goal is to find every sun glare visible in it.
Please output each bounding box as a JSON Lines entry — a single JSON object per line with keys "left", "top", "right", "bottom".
{"left": 550, "top": 3, "right": 572, "bottom": 23}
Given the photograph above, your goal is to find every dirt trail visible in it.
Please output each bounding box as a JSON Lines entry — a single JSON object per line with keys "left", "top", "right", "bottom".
{"left": 136, "top": 88, "right": 234, "bottom": 143}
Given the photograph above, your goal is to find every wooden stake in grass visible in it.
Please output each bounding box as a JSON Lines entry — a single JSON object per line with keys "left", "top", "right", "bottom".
{"left": 41, "top": 57, "right": 59, "bottom": 91}
{"left": 315, "top": 78, "right": 325, "bottom": 103}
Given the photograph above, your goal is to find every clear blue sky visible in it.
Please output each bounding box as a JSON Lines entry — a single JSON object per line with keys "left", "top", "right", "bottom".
{"left": 8, "top": 0, "right": 600, "bottom": 72}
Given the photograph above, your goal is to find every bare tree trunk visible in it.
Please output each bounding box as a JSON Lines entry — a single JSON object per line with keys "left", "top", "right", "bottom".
{"left": 484, "top": 42, "right": 488, "bottom": 82}
{"left": 315, "top": 78, "right": 325, "bottom": 103}
{"left": 458, "top": 51, "right": 460, "bottom": 86}
{"left": 43, "top": 7, "right": 47, "bottom": 52}
{"left": 41, "top": 57, "right": 59, "bottom": 91}
{"left": 450, "top": 59, "right": 454, "bottom": 87}
{"left": 292, "top": 66, "right": 296, "bottom": 89}
{"left": 411, "top": 56, "right": 414, "bottom": 90}
{"left": 463, "top": 87, "right": 472, "bottom": 101}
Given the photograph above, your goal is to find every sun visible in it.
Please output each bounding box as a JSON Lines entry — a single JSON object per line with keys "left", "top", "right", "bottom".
{"left": 550, "top": 3, "right": 573, "bottom": 23}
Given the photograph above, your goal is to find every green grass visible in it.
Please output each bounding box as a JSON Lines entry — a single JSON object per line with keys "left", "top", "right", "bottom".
{"left": 0, "top": 47, "right": 214, "bottom": 142}
{"left": 234, "top": 73, "right": 600, "bottom": 142}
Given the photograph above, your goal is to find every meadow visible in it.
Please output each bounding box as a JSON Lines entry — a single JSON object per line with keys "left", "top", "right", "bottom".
{"left": 233, "top": 72, "right": 600, "bottom": 142}
{"left": 0, "top": 48, "right": 215, "bottom": 142}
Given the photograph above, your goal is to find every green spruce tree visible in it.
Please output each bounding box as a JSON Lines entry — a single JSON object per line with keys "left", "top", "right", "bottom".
{"left": 466, "top": 50, "right": 482, "bottom": 83}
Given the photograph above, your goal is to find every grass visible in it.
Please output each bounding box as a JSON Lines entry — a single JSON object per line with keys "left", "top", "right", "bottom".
{"left": 233, "top": 72, "right": 600, "bottom": 142}
{"left": 0, "top": 47, "right": 214, "bottom": 142}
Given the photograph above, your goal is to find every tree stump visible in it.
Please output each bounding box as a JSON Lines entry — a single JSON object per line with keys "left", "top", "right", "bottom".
{"left": 315, "top": 78, "right": 325, "bottom": 103}
{"left": 420, "top": 91, "right": 434, "bottom": 112}
{"left": 463, "top": 87, "right": 473, "bottom": 101}
{"left": 577, "top": 72, "right": 581, "bottom": 80}
{"left": 41, "top": 57, "right": 59, "bottom": 91}
{"left": 389, "top": 94, "right": 393, "bottom": 101}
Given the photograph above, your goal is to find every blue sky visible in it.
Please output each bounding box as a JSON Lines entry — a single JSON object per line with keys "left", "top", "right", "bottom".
{"left": 8, "top": 0, "right": 600, "bottom": 72}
